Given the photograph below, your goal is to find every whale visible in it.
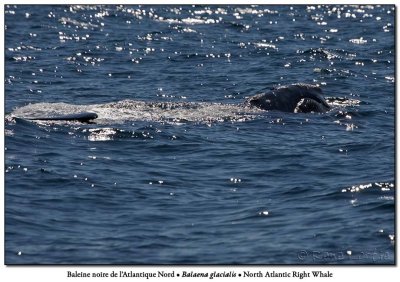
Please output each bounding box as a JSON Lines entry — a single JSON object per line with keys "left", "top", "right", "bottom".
{"left": 28, "top": 112, "right": 98, "bottom": 123}
{"left": 18, "top": 84, "right": 331, "bottom": 123}
{"left": 245, "top": 83, "right": 330, "bottom": 113}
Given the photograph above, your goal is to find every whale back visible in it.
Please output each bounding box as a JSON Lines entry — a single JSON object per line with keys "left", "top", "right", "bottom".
{"left": 28, "top": 112, "right": 98, "bottom": 123}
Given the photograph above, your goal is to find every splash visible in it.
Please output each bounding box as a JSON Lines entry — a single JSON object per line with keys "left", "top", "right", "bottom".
{"left": 10, "top": 100, "right": 263, "bottom": 125}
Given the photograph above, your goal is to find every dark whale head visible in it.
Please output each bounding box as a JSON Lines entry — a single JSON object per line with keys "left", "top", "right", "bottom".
{"left": 245, "top": 83, "right": 330, "bottom": 113}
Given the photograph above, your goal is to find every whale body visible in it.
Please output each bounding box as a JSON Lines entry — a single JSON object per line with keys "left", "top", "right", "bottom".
{"left": 16, "top": 84, "right": 332, "bottom": 124}
{"left": 245, "top": 84, "right": 330, "bottom": 113}
{"left": 28, "top": 112, "right": 98, "bottom": 123}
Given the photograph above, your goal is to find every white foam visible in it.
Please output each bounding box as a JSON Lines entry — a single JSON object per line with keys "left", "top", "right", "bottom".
{"left": 11, "top": 100, "right": 263, "bottom": 125}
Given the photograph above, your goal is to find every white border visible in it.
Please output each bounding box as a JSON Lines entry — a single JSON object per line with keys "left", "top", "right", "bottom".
{"left": 1, "top": 1, "right": 398, "bottom": 281}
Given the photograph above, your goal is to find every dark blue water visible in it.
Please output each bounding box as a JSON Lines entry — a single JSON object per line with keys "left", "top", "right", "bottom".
{"left": 5, "top": 5, "right": 395, "bottom": 264}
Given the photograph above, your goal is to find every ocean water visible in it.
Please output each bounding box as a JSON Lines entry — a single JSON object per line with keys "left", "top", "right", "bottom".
{"left": 4, "top": 5, "right": 395, "bottom": 264}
